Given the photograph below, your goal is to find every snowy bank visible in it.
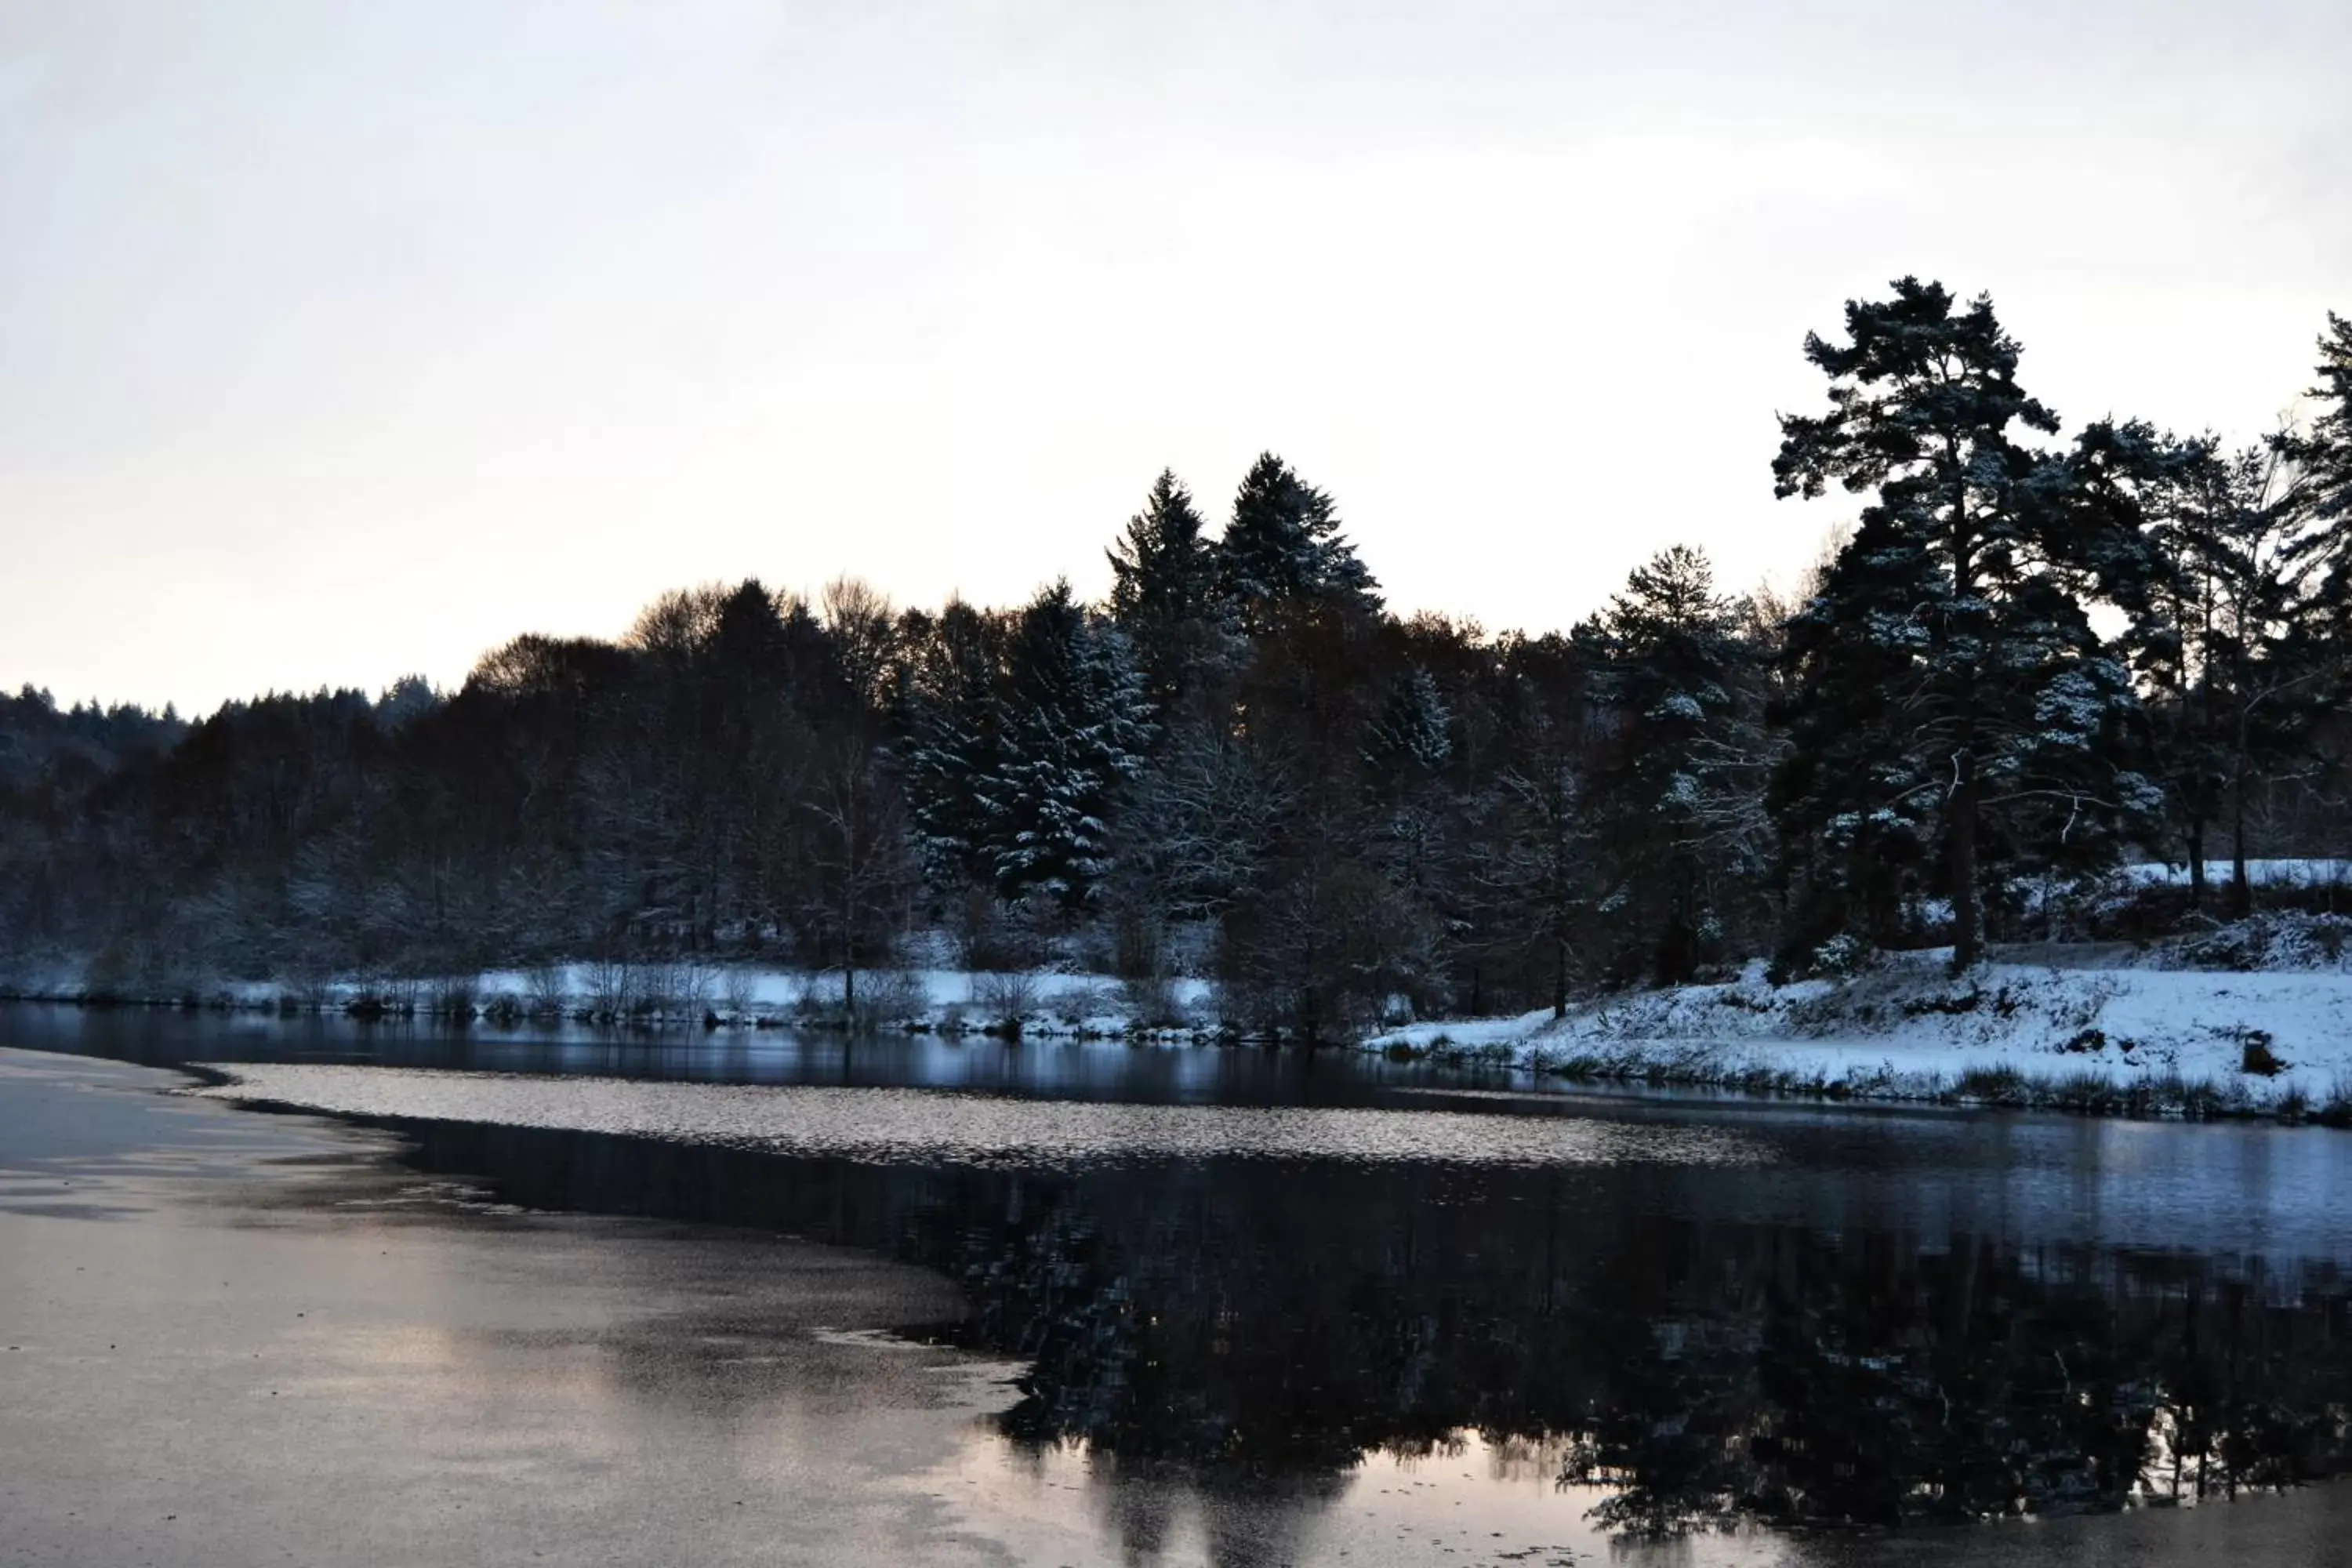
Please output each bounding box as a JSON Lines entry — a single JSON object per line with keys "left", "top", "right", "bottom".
{"left": 2118, "top": 858, "right": 2352, "bottom": 890}
{"left": 1370, "top": 948, "right": 2352, "bottom": 1120}
{"left": 21, "top": 923, "right": 2352, "bottom": 1123}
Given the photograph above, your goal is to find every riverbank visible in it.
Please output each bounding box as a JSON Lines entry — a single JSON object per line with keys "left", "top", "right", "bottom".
{"left": 1371, "top": 946, "right": 2352, "bottom": 1122}
{"left": 16, "top": 916, "right": 2352, "bottom": 1124}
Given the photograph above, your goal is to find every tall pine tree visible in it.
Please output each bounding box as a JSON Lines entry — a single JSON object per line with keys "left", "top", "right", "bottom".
{"left": 2299, "top": 313, "right": 2352, "bottom": 526}
{"left": 1105, "top": 469, "right": 1229, "bottom": 715}
{"left": 1773, "top": 278, "right": 2157, "bottom": 970}
{"left": 2290, "top": 314, "right": 2352, "bottom": 648}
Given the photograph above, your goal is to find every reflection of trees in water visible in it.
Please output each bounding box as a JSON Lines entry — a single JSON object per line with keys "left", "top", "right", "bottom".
{"left": 1560, "top": 1231, "right": 2352, "bottom": 1531}
{"left": 390, "top": 1120, "right": 2352, "bottom": 1538}
{"left": 928, "top": 1167, "right": 2352, "bottom": 1532}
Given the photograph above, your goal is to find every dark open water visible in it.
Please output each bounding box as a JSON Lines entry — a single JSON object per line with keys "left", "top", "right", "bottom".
{"left": 10, "top": 1002, "right": 2352, "bottom": 1566}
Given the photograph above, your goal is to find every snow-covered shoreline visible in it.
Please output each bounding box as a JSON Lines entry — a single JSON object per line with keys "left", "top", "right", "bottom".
{"left": 1370, "top": 945, "right": 2352, "bottom": 1121}
{"left": 16, "top": 927, "right": 2352, "bottom": 1123}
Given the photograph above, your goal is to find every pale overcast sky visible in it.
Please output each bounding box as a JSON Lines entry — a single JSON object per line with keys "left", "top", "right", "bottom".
{"left": 2, "top": 0, "right": 2347, "bottom": 713}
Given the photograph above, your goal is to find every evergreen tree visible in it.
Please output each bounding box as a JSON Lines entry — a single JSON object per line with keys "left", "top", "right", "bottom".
{"left": 984, "top": 581, "right": 1153, "bottom": 907}
{"left": 1106, "top": 470, "right": 1228, "bottom": 713}
{"left": 710, "top": 578, "right": 791, "bottom": 678}
{"left": 1583, "top": 546, "right": 1762, "bottom": 981}
{"left": 1216, "top": 453, "right": 1382, "bottom": 630}
{"left": 899, "top": 600, "right": 1007, "bottom": 891}
{"left": 2290, "top": 314, "right": 2352, "bottom": 645}
{"left": 1362, "top": 666, "right": 1454, "bottom": 779}
{"left": 373, "top": 676, "right": 441, "bottom": 730}
{"left": 2298, "top": 312, "right": 2352, "bottom": 526}
{"left": 1772, "top": 278, "right": 2158, "bottom": 969}
{"left": 1769, "top": 520, "right": 1938, "bottom": 958}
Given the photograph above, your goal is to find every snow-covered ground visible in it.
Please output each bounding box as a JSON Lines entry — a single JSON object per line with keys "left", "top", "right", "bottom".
{"left": 2117, "top": 857, "right": 2352, "bottom": 888}
{"left": 1371, "top": 945, "right": 2352, "bottom": 1118}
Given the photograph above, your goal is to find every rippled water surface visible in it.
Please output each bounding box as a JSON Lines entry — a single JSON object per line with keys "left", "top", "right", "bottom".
{"left": 12, "top": 1003, "right": 2352, "bottom": 1565}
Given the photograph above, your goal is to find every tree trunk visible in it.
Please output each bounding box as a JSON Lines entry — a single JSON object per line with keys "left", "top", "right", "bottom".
{"left": 1951, "top": 748, "right": 1980, "bottom": 972}
{"left": 1945, "top": 474, "right": 1983, "bottom": 975}
{"left": 2187, "top": 818, "right": 2207, "bottom": 911}
{"left": 1552, "top": 930, "right": 1569, "bottom": 1021}
{"left": 2230, "top": 776, "right": 2252, "bottom": 920}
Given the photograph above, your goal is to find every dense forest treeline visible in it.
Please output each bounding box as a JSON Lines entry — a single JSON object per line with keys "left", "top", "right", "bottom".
{"left": 5, "top": 279, "right": 2351, "bottom": 1035}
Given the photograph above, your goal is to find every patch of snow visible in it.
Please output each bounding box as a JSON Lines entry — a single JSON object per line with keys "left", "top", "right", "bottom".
{"left": 2117, "top": 858, "right": 2352, "bottom": 888}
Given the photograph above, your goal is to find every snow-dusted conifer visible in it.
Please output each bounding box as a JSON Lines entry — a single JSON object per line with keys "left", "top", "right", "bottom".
{"left": 2298, "top": 313, "right": 2352, "bottom": 528}
{"left": 1215, "top": 453, "right": 1381, "bottom": 630}
{"left": 984, "top": 581, "right": 1152, "bottom": 907}
{"left": 1363, "top": 666, "right": 1454, "bottom": 779}
{"left": 899, "top": 599, "right": 1007, "bottom": 890}
{"left": 2287, "top": 315, "right": 2352, "bottom": 650}
{"left": 1106, "top": 470, "right": 1229, "bottom": 715}
{"left": 1773, "top": 278, "right": 2159, "bottom": 969}
{"left": 1583, "top": 546, "right": 1762, "bottom": 981}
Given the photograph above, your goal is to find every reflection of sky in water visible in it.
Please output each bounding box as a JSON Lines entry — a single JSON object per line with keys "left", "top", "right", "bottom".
{"left": 1406, "top": 1083, "right": 2352, "bottom": 1265}
{"left": 916, "top": 1425, "right": 2352, "bottom": 1568}
{"left": 1621, "top": 1104, "right": 2352, "bottom": 1264}
{"left": 929, "top": 1428, "right": 1793, "bottom": 1568}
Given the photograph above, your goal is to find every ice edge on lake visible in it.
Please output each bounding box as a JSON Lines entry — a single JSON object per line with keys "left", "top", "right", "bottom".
{"left": 191, "top": 1064, "right": 1774, "bottom": 1171}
